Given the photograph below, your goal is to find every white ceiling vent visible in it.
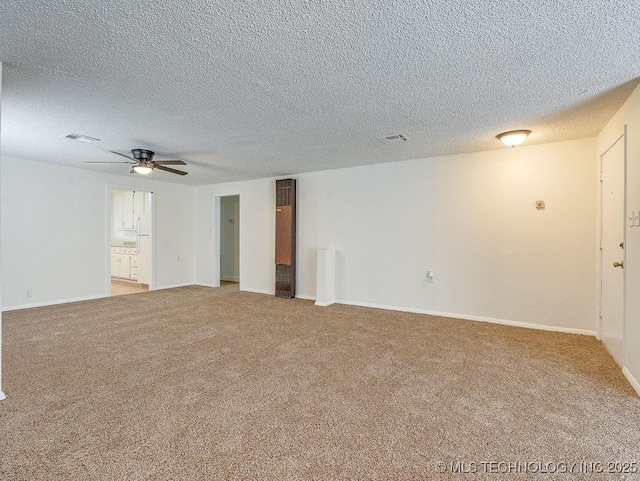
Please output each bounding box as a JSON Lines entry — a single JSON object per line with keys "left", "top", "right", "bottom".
{"left": 377, "top": 134, "right": 409, "bottom": 145}
{"left": 64, "top": 133, "right": 101, "bottom": 143}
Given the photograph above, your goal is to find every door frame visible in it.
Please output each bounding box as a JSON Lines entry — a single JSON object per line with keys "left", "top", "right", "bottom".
{"left": 105, "top": 184, "right": 156, "bottom": 295}
{"left": 212, "top": 194, "right": 241, "bottom": 289}
{"left": 597, "top": 126, "right": 627, "bottom": 363}
{"left": 219, "top": 195, "right": 240, "bottom": 283}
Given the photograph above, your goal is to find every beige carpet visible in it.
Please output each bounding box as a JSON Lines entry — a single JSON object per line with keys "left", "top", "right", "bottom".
{"left": 1, "top": 285, "right": 639, "bottom": 480}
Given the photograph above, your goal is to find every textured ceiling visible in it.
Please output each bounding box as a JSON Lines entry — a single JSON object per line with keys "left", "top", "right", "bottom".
{"left": 1, "top": 0, "right": 639, "bottom": 185}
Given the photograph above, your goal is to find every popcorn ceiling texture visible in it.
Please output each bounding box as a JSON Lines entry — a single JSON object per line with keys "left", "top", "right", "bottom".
{"left": 0, "top": 0, "right": 639, "bottom": 185}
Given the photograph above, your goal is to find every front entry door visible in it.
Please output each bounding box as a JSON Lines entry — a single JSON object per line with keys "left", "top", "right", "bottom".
{"left": 600, "top": 135, "right": 625, "bottom": 365}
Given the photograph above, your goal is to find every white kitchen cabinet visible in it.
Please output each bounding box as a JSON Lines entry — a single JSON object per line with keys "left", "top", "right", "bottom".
{"left": 122, "top": 192, "right": 134, "bottom": 228}
{"left": 113, "top": 192, "right": 135, "bottom": 229}
{"left": 110, "top": 253, "right": 119, "bottom": 276}
{"left": 130, "top": 254, "right": 138, "bottom": 280}
{"left": 113, "top": 194, "right": 124, "bottom": 229}
{"left": 120, "top": 254, "right": 131, "bottom": 278}
{"left": 133, "top": 191, "right": 145, "bottom": 225}
{"left": 111, "top": 248, "right": 134, "bottom": 279}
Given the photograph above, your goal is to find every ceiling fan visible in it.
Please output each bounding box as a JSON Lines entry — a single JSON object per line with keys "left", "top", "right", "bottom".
{"left": 85, "top": 149, "right": 188, "bottom": 176}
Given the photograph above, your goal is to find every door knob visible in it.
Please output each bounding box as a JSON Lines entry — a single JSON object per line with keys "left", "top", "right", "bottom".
{"left": 613, "top": 261, "right": 624, "bottom": 268}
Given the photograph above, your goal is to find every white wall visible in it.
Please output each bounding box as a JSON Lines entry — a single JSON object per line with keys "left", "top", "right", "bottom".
{"left": 597, "top": 83, "right": 640, "bottom": 395}
{"left": 195, "top": 184, "right": 214, "bottom": 286}
{"left": 199, "top": 138, "right": 597, "bottom": 332}
{"left": 152, "top": 181, "right": 196, "bottom": 290}
{"left": 0, "top": 156, "right": 197, "bottom": 309}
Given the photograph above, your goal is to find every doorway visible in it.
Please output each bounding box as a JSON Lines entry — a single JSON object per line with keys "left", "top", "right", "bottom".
{"left": 109, "top": 188, "right": 153, "bottom": 296}
{"left": 600, "top": 132, "right": 626, "bottom": 365}
{"left": 219, "top": 195, "right": 240, "bottom": 285}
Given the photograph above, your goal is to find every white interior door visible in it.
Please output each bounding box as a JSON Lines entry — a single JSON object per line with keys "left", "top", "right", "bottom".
{"left": 601, "top": 136, "right": 625, "bottom": 365}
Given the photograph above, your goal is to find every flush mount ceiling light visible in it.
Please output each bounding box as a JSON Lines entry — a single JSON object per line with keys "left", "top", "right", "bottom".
{"left": 133, "top": 164, "right": 152, "bottom": 175}
{"left": 496, "top": 129, "right": 531, "bottom": 147}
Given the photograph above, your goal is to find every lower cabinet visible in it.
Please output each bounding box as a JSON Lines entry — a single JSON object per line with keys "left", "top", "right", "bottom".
{"left": 130, "top": 255, "right": 138, "bottom": 280}
{"left": 110, "top": 247, "right": 137, "bottom": 281}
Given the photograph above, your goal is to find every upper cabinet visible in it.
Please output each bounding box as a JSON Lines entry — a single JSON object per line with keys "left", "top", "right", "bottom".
{"left": 122, "top": 192, "right": 134, "bottom": 228}
{"left": 113, "top": 190, "right": 151, "bottom": 231}
{"left": 133, "top": 191, "right": 146, "bottom": 226}
{"left": 113, "top": 190, "right": 150, "bottom": 230}
{"left": 113, "top": 193, "right": 125, "bottom": 229}
{"left": 113, "top": 191, "right": 135, "bottom": 229}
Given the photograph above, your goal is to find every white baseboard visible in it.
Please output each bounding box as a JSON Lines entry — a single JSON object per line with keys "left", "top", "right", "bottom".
{"left": 336, "top": 300, "right": 595, "bottom": 336}
{"left": 243, "top": 287, "right": 274, "bottom": 296}
{"left": 221, "top": 276, "right": 240, "bottom": 282}
{"left": 623, "top": 367, "right": 640, "bottom": 397}
{"left": 298, "top": 293, "right": 335, "bottom": 306}
{"left": 193, "top": 282, "right": 214, "bottom": 288}
{"left": 430, "top": 310, "right": 595, "bottom": 336}
{"left": 2, "top": 294, "right": 107, "bottom": 312}
{"left": 315, "top": 301, "right": 336, "bottom": 307}
{"left": 296, "top": 294, "right": 315, "bottom": 301}
{"left": 293, "top": 296, "right": 596, "bottom": 336}
{"left": 153, "top": 282, "right": 197, "bottom": 291}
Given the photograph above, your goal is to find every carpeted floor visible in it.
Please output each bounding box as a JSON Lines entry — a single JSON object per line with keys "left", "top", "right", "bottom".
{"left": 1, "top": 285, "right": 639, "bottom": 480}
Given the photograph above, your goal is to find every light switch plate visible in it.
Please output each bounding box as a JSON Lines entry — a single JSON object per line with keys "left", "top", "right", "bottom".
{"left": 634, "top": 210, "right": 640, "bottom": 227}
{"left": 630, "top": 211, "right": 635, "bottom": 228}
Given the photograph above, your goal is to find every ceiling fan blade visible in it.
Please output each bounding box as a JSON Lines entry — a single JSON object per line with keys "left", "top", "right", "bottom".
{"left": 154, "top": 160, "right": 187, "bottom": 165}
{"left": 153, "top": 164, "right": 188, "bottom": 176}
{"left": 84, "top": 161, "right": 134, "bottom": 164}
{"left": 109, "top": 151, "right": 136, "bottom": 161}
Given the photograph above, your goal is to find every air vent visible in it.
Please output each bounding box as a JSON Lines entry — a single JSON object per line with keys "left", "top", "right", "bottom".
{"left": 64, "top": 133, "right": 101, "bottom": 143}
{"left": 377, "top": 134, "right": 409, "bottom": 145}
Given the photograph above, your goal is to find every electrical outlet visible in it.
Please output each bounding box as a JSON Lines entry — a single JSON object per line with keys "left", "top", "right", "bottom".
{"left": 426, "top": 271, "right": 435, "bottom": 283}
{"left": 176, "top": 255, "right": 181, "bottom": 261}
{"left": 25, "top": 289, "right": 32, "bottom": 298}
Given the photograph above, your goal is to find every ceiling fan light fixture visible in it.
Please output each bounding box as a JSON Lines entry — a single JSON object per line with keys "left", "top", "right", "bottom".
{"left": 497, "top": 129, "right": 531, "bottom": 147}
{"left": 133, "top": 165, "right": 152, "bottom": 175}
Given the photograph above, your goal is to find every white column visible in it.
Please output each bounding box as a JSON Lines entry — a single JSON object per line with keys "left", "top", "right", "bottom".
{"left": 0, "top": 61, "right": 6, "bottom": 400}
{"left": 315, "top": 249, "right": 336, "bottom": 307}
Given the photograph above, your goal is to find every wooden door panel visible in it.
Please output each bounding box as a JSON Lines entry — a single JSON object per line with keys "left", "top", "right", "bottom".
{"left": 275, "top": 206, "right": 293, "bottom": 265}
